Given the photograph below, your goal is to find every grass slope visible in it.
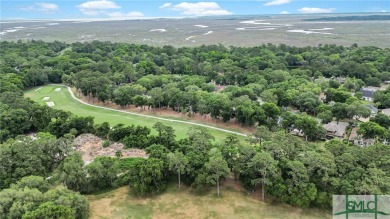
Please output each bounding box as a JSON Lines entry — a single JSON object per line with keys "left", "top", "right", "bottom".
{"left": 24, "top": 84, "right": 246, "bottom": 141}
{"left": 87, "top": 183, "right": 331, "bottom": 219}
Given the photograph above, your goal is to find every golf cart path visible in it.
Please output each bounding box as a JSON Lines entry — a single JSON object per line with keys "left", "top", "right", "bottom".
{"left": 60, "top": 85, "right": 248, "bottom": 137}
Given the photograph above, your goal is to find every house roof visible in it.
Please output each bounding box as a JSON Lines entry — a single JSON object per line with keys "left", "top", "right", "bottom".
{"left": 360, "top": 89, "right": 375, "bottom": 98}
{"left": 382, "top": 109, "right": 390, "bottom": 116}
{"left": 323, "top": 121, "right": 348, "bottom": 137}
{"left": 349, "top": 127, "right": 358, "bottom": 141}
{"left": 366, "top": 104, "right": 378, "bottom": 113}
{"left": 360, "top": 87, "right": 381, "bottom": 98}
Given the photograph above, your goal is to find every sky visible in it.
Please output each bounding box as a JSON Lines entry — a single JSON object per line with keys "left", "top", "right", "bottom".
{"left": 1, "top": 0, "right": 389, "bottom": 20}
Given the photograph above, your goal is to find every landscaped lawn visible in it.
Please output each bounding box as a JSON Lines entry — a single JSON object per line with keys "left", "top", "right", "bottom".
{"left": 24, "top": 84, "right": 247, "bottom": 142}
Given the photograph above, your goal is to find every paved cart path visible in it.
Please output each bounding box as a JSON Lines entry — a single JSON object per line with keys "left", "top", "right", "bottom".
{"left": 59, "top": 85, "right": 248, "bottom": 137}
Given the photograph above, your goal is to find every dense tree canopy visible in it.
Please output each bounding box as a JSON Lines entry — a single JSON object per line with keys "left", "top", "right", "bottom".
{"left": 2, "top": 41, "right": 390, "bottom": 138}
{"left": 1, "top": 41, "right": 390, "bottom": 212}
{"left": 0, "top": 176, "right": 89, "bottom": 219}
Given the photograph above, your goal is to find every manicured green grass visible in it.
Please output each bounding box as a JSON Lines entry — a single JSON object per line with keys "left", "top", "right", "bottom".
{"left": 87, "top": 183, "right": 332, "bottom": 219}
{"left": 24, "top": 84, "right": 246, "bottom": 142}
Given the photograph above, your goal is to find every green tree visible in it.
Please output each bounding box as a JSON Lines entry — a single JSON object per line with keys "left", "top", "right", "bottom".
{"left": 286, "top": 160, "right": 317, "bottom": 207}
{"left": 152, "top": 122, "right": 176, "bottom": 148}
{"left": 371, "top": 113, "right": 390, "bottom": 129}
{"left": 247, "top": 125, "right": 272, "bottom": 146}
{"left": 205, "top": 148, "right": 230, "bottom": 196}
{"left": 247, "top": 151, "right": 278, "bottom": 201}
{"left": 43, "top": 187, "right": 89, "bottom": 219}
{"left": 332, "top": 103, "right": 348, "bottom": 122}
{"left": 86, "top": 157, "right": 120, "bottom": 191}
{"left": 167, "top": 151, "right": 189, "bottom": 190}
{"left": 296, "top": 114, "right": 325, "bottom": 141}
{"left": 23, "top": 202, "right": 74, "bottom": 219}
{"left": 0, "top": 136, "right": 68, "bottom": 189}
{"left": 318, "top": 110, "right": 333, "bottom": 124}
{"left": 94, "top": 122, "right": 110, "bottom": 139}
{"left": 11, "top": 175, "right": 51, "bottom": 193}
{"left": 128, "top": 158, "right": 167, "bottom": 195}
{"left": 57, "top": 153, "right": 87, "bottom": 192}
{"left": 148, "top": 87, "right": 164, "bottom": 109}
{"left": 357, "top": 122, "right": 387, "bottom": 140}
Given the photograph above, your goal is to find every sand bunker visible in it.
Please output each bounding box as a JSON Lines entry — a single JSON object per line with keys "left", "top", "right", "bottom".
{"left": 43, "top": 97, "right": 50, "bottom": 101}
{"left": 35, "top": 87, "right": 42, "bottom": 91}
{"left": 150, "top": 29, "right": 167, "bottom": 32}
{"left": 46, "top": 101, "right": 55, "bottom": 107}
{"left": 194, "top": 25, "right": 208, "bottom": 28}
{"left": 46, "top": 23, "right": 59, "bottom": 25}
{"left": 55, "top": 88, "right": 61, "bottom": 91}
{"left": 74, "top": 134, "right": 148, "bottom": 164}
{"left": 203, "top": 31, "right": 213, "bottom": 35}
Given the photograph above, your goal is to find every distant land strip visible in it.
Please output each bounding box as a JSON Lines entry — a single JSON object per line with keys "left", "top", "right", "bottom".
{"left": 303, "top": 15, "right": 390, "bottom": 21}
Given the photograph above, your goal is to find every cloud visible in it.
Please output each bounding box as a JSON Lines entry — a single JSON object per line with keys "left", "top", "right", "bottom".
{"left": 106, "top": 11, "right": 144, "bottom": 17}
{"left": 165, "top": 2, "right": 232, "bottom": 16}
{"left": 264, "top": 0, "right": 292, "bottom": 6}
{"left": 77, "top": 0, "right": 120, "bottom": 15}
{"left": 298, "top": 7, "right": 335, "bottom": 14}
{"left": 77, "top": 0, "right": 143, "bottom": 18}
{"left": 78, "top": 0, "right": 120, "bottom": 10}
{"left": 21, "top": 2, "right": 58, "bottom": 13}
{"left": 280, "top": 11, "right": 289, "bottom": 14}
{"left": 159, "top": 3, "right": 172, "bottom": 9}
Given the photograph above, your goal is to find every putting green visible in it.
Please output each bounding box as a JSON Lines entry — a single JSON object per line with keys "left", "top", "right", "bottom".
{"left": 24, "top": 84, "right": 247, "bottom": 141}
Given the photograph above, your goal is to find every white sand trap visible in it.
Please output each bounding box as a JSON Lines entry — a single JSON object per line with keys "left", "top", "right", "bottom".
{"left": 150, "top": 29, "right": 167, "bottom": 32}
{"left": 55, "top": 88, "right": 61, "bottom": 92}
{"left": 43, "top": 97, "right": 50, "bottom": 101}
{"left": 194, "top": 25, "right": 208, "bottom": 28}
{"left": 35, "top": 87, "right": 42, "bottom": 91}
{"left": 14, "top": 26, "right": 25, "bottom": 29}
{"left": 47, "top": 23, "right": 59, "bottom": 26}
{"left": 46, "top": 101, "right": 55, "bottom": 107}
{"left": 203, "top": 31, "right": 213, "bottom": 35}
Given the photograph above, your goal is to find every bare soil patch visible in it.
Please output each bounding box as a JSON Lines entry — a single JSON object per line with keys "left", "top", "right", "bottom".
{"left": 74, "top": 134, "right": 147, "bottom": 164}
